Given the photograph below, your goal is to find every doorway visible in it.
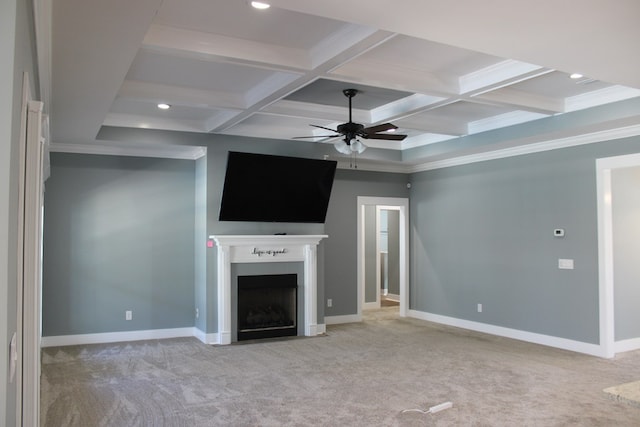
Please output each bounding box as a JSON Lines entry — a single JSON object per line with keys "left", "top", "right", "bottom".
{"left": 357, "top": 197, "right": 409, "bottom": 319}
{"left": 597, "top": 153, "right": 640, "bottom": 358}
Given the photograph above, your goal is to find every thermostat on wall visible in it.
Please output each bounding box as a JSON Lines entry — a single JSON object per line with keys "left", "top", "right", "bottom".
{"left": 554, "top": 228, "right": 565, "bottom": 237}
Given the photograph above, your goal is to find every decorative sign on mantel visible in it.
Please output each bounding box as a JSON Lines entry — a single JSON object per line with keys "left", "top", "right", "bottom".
{"left": 251, "top": 248, "right": 288, "bottom": 257}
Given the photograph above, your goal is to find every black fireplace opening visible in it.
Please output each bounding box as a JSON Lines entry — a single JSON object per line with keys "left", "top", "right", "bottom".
{"left": 237, "top": 273, "right": 298, "bottom": 341}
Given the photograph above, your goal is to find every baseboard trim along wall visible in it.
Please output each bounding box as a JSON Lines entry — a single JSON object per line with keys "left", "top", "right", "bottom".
{"left": 42, "top": 325, "right": 330, "bottom": 347}
{"left": 325, "top": 314, "right": 361, "bottom": 325}
{"left": 41, "top": 327, "right": 196, "bottom": 347}
{"left": 408, "top": 310, "right": 606, "bottom": 358}
{"left": 615, "top": 337, "right": 640, "bottom": 354}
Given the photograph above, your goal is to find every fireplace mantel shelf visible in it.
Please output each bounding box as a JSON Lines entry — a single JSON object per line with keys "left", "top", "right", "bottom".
{"left": 209, "top": 234, "right": 327, "bottom": 345}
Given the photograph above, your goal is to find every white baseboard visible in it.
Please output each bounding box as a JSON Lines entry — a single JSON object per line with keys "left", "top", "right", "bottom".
{"left": 408, "top": 310, "right": 606, "bottom": 358}
{"left": 325, "top": 314, "right": 361, "bottom": 325}
{"left": 615, "top": 337, "right": 640, "bottom": 353}
{"left": 384, "top": 293, "right": 400, "bottom": 301}
{"left": 193, "top": 328, "right": 219, "bottom": 345}
{"left": 363, "top": 302, "right": 380, "bottom": 309}
{"left": 41, "top": 327, "right": 196, "bottom": 348}
{"left": 42, "top": 326, "right": 329, "bottom": 347}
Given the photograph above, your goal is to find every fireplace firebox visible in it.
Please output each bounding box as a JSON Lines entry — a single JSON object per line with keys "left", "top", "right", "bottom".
{"left": 237, "top": 274, "right": 298, "bottom": 341}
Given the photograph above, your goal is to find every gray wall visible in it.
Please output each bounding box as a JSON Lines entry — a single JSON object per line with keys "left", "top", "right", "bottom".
{"left": 324, "top": 169, "right": 410, "bottom": 316}
{"left": 409, "top": 136, "right": 640, "bottom": 345}
{"left": 42, "top": 154, "right": 196, "bottom": 335}
{"left": 612, "top": 166, "right": 640, "bottom": 341}
{"left": 2, "top": 0, "right": 37, "bottom": 423}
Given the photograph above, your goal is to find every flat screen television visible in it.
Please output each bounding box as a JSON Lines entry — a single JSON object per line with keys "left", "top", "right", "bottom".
{"left": 218, "top": 151, "right": 337, "bottom": 223}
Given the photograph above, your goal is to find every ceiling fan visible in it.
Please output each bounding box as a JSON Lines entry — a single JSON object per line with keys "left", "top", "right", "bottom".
{"left": 295, "top": 89, "right": 407, "bottom": 154}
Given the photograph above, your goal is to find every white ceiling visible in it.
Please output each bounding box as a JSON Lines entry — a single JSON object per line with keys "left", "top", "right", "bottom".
{"left": 46, "top": 0, "right": 640, "bottom": 166}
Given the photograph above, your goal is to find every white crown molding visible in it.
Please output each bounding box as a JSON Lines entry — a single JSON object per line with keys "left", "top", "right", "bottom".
{"left": 565, "top": 86, "right": 640, "bottom": 112}
{"left": 409, "top": 123, "right": 640, "bottom": 174}
{"left": 50, "top": 142, "right": 207, "bottom": 160}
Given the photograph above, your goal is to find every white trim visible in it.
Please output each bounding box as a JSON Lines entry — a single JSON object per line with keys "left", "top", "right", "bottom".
{"left": 41, "top": 327, "right": 196, "bottom": 347}
{"left": 324, "top": 315, "right": 361, "bottom": 325}
{"left": 15, "top": 71, "right": 31, "bottom": 427}
{"left": 410, "top": 123, "right": 640, "bottom": 173}
{"left": 615, "top": 338, "right": 640, "bottom": 354}
{"left": 357, "top": 197, "right": 409, "bottom": 320}
{"left": 22, "top": 99, "right": 45, "bottom": 427}
{"left": 50, "top": 142, "right": 207, "bottom": 160}
{"left": 193, "top": 328, "right": 219, "bottom": 345}
{"left": 316, "top": 324, "right": 326, "bottom": 334}
{"left": 596, "top": 152, "right": 640, "bottom": 358}
{"left": 408, "top": 310, "right": 606, "bottom": 358}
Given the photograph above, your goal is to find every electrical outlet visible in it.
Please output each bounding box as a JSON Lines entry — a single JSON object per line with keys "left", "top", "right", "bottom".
{"left": 125, "top": 310, "right": 132, "bottom": 320}
{"left": 195, "top": 308, "right": 199, "bottom": 318}
{"left": 477, "top": 303, "right": 483, "bottom": 313}
{"left": 327, "top": 299, "right": 332, "bottom": 308}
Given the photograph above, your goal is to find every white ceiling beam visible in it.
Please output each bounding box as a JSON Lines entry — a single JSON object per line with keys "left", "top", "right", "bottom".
{"left": 143, "top": 24, "right": 311, "bottom": 72}
{"left": 330, "top": 59, "right": 460, "bottom": 95}
{"left": 472, "top": 88, "right": 565, "bottom": 115}
{"left": 459, "top": 60, "right": 548, "bottom": 94}
{"left": 370, "top": 93, "right": 447, "bottom": 124}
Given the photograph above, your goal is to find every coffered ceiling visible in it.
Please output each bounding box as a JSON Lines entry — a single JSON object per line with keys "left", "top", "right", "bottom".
{"left": 46, "top": 0, "right": 640, "bottom": 167}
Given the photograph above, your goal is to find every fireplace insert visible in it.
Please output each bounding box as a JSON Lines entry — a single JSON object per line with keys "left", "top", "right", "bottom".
{"left": 237, "top": 274, "right": 298, "bottom": 341}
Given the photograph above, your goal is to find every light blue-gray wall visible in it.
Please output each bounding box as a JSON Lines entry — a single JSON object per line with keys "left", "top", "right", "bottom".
{"left": 409, "top": 136, "right": 640, "bottom": 344}
{"left": 324, "top": 169, "right": 410, "bottom": 316}
{"left": 611, "top": 166, "right": 640, "bottom": 341}
{"left": 42, "top": 153, "right": 196, "bottom": 335}
{"left": 2, "top": 0, "right": 38, "bottom": 423}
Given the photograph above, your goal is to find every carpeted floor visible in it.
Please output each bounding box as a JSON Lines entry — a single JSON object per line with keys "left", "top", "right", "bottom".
{"left": 41, "top": 307, "right": 640, "bottom": 426}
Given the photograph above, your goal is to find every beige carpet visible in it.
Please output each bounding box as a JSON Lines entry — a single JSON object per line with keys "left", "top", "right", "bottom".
{"left": 41, "top": 307, "right": 640, "bottom": 426}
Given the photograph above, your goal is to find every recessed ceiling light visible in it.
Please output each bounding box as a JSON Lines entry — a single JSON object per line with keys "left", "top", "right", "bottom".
{"left": 569, "top": 73, "right": 584, "bottom": 80}
{"left": 251, "top": 1, "right": 270, "bottom": 9}
{"left": 157, "top": 103, "right": 171, "bottom": 110}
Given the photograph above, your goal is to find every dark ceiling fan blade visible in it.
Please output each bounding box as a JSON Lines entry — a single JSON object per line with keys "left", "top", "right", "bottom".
{"left": 361, "top": 133, "right": 407, "bottom": 141}
{"left": 310, "top": 124, "right": 339, "bottom": 133}
{"left": 293, "top": 135, "right": 341, "bottom": 139}
{"left": 362, "top": 123, "right": 397, "bottom": 134}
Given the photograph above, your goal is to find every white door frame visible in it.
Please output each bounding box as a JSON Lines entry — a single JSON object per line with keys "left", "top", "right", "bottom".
{"left": 596, "top": 153, "right": 640, "bottom": 358}
{"left": 16, "top": 71, "right": 45, "bottom": 426}
{"left": 357, "top": 197, "right": 409, "bottom": 318}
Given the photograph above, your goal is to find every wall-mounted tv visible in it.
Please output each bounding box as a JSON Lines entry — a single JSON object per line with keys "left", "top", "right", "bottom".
{"left": 218, "top": 151, "right": 337, "bottom": 223}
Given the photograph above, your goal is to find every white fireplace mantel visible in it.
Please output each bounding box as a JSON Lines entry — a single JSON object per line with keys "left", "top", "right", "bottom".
{"left": 210, "top": 234, "right": 327, "bottom": 345}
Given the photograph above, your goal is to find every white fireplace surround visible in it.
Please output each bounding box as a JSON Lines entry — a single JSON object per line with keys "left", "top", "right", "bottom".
{"left": 210, "top": 235, "right": 327, "bottom": 345}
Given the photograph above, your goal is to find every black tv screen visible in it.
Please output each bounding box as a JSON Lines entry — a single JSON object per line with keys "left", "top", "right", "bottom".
{"left": 218, "top": 151, "right": 337, "bottom": 223}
